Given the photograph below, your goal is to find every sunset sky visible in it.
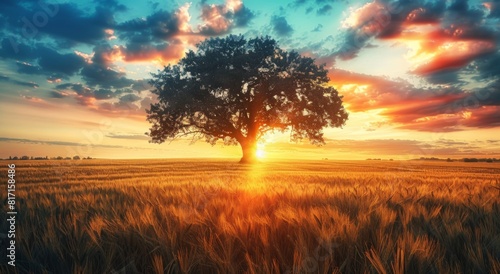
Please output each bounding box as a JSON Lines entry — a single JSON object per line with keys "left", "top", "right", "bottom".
{"left": 1, "top": 0, "right": 499, "bottom": 160}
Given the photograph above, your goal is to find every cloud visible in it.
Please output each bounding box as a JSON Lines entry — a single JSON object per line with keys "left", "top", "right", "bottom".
{"left": 330, "top": 68, "right": 500, "bottom": 131}
{"left": 197, "top": 0, "right": 254, "bottom": 35}
{"left": 424, "top": 70, "right": 462, "bottom": 85}
{"left": 473, "top": 50, "right": 500, "bottom": 80}
{"left": 312, "top": 24, "right": 323, "bottom": 32}
{"left": 113, "top": 3, "right": 207, "bottom": 64}
{"left": 233, "top": 5, "right": 255, "bottom": 27}
{"left": 317, "top": 4, "right": 333, "bottom": 15}
{"left": 486, "top": 0, "right": 500, "bottom": 18}
{"left": 94, "top": 88, "right": 115, "bottom": 100}
{"left": 55, "top": 82, "right": 121, "bottom": 101}
{"left": 268, "top": 138, "right": 493, "bottom": 157}
{"left": 106, "top": 133, "right": 149, "bottom": 140}
{"left": 117, "top": 10, "right": 181, "bottom": 43}
{"left": 118, "top": 40, "right": 185, "bottom": 64}
{"left": 16, "top": 61, "right": 41, "bottom": 74}
{"left": 50, "top": 91, "right": 67, "bottom": 98}
{"left": 0, "top": 38, "right": 37, "bottom": 61}
{"left": 119, "top": 93, "right": 141, "bottom": 103}
{"left": 199, "top": 3, "right": 233, "bottom": 35}
{"left": 410, "top": 40, "right": 495, "bottom": 75}
{"left": 0, "top": 1, "right": 124, "bottom": 46}
{"left": 0, "top": 137, "right": 126, "bottom": 149}
{"left": 0, "top": 73, "right": 38, "bottom": 88}
{"left": 331, "top": 0, "right": 498, "bottom": 77}
{"left": 4, "top": 44, "right": 86, "bottom": 78}
{"left": 37, "top": 46, "right": 86, "bottom": 76}
{"left": 271, "top": 16, "right": 293, "bottom": 37}
{"left": 80, "top": 44, "right": 135, "bottom": 88}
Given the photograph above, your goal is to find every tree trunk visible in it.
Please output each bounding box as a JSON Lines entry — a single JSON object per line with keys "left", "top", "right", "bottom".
{"left": 239, "top": 140, "right": 257, "bottom": 163}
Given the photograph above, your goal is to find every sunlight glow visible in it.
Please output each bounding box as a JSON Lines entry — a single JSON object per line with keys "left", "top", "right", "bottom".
{"left": 256, "top": 148, "right": 265, "bottom": 159}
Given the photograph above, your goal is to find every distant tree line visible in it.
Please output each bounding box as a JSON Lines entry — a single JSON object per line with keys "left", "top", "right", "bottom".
{"left": 363, "top": 157, "right": 498, "bottom": 163}
{"left": 366, "top": 158, "right": 392, "bottom": 161}
{"left": 462, "top": 158, "right": 497, "bottom": 163}
{"left": 416, "top": 157, "right": 498, "bottom": 163}
{"left": 3, "top": 156, "right": 92, "bottom": 160}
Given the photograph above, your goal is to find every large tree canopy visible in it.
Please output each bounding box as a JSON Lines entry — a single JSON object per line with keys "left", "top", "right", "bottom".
{"left": 147, "top": 35, "right": 348, "bottom": 163}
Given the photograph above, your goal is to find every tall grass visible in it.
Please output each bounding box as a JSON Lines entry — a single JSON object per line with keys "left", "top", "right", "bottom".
{"left": 1, "top": 159, "right": 499, "bottom": 273}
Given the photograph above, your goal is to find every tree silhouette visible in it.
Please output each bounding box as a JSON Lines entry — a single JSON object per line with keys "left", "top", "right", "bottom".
{"left": 147, "top": 35, "right": 348, "bottom": 163}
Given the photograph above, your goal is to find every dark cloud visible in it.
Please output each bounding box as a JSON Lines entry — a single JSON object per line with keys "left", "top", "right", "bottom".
{"left": 93, "top": 0, "right": 127, "bottom": 12}
{"left": 424, "top": 70, "right": 462, "bottom": 85}
{"left": 13, "top": 79, "right": 39, "bottom": 88}
{"left": 80, "top": 44, "right": 135, "bottom": 89}
{"left": 50, "top": 91, "right": 66, "bottom": 98}
{"left": 16, "top": 61, "right": 41, "bottom": 74}
{"left": 312, "top": 24, "right": 323, "bottom": 32}
{"left": 474, "top": 51, "right": 500, "bottom": 80}
{"left": 271, "top": 16, "right": 293, "bottom": 36}
{"left": 43, "top": 4, "right": 114, "bottom": 44}
{"left": 46, "top": 75, "right": 63, "bottom": 83}
{"left": 119, "top": 93, "right": 141, "bottom": 103}
{"left": 131, "top": 80, "right": 151, "bottom": 92}
{"left": 9, "top": 46, "right": 85, "bottom": 77}
{"left": 488, "top": 0, "right": 500, "bottom": 18}
{"left": 0, "top": 73, "right": 39, "bottom": 88}
{"left": 81, "top": 66, "right": 134, "bottom": 89}
{"left": 117, "top": 10, "right": 179, "bottom": 43}
{"left": 479, "top": 81, "right": 500, "bottom": 106}
{"left": 56, "top": 83, "right": 91, "bottom": 95}
{"left": 0, "top": 38, "right": 37, "bottom": 61}
{"left": 317, "top": 5, "right": 333, "bottom": 15}
{"left": 234, "top": 6, "right": 255, "bottom": 27}
{"left": 291, "top": 0, "right": 308, "bottom": 6}
{"left": 37, "top": 46, "right": 85, "bottom": 76}
{"left": 55, "top": 82, "right": 113, "bottom": 100}
{"left": 55, "top": 83, "right": 75, "bottom": 90}
{"left": 0, "top": 1, "right": 119, "bottom": 46}
{"left": 94, "top": 88, "right": 115, "bottom": 100}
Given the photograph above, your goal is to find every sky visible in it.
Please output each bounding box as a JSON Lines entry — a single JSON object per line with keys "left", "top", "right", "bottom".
{"left": 0, "top": 0, "right": 499, "bottom": 160}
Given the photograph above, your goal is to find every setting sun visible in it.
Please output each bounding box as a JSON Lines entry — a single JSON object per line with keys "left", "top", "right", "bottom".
{"left": 256, "top": 148, "right": 265, "bottom": 159}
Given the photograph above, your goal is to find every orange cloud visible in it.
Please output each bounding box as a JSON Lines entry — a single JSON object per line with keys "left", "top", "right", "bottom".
{"left": 396, "top": 27, "right": 497, "bottom": 74}
{"left": 198, "top": 0, "right": 244, "bottom": 35}
{"left": 327, "top": 69, "right": 500, "bottom": 131}
{"left": 119, "top": 41, "right": 186, "bottom": 65}
{"left": 176, "top": 3, "right": 192, "bottom": 33}
{"left": 342, "top": 1, "right": 387, "bottom": 31}
{"left": 339, "top": 0, "right": 496, "bottom": 76}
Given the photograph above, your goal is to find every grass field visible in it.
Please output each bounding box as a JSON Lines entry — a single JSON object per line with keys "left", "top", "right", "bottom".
{"left": 1, "top": 159, "right": 500, "bottom": 273}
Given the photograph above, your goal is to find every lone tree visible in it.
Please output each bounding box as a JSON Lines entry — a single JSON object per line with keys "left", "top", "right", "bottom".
{"left": 147, "top": 35, "right": 348, "bottom": 163}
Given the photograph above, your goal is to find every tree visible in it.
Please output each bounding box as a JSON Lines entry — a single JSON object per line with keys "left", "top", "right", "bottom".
{"left": 147, "top": 35, "right": 348, "bottom": 163}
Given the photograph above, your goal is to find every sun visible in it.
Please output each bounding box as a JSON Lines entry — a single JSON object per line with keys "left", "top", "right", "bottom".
{"left": 256, "top": 148, "right": 265, "bottom": 159}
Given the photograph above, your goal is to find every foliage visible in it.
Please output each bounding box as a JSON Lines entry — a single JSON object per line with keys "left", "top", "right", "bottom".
{"left": 147, "top": 35, "right": 348, "bottom": 162}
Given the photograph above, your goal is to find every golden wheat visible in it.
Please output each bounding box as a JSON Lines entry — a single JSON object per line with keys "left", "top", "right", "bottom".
{"left": 0, "top": 159, "right": 499, "bottom": 273}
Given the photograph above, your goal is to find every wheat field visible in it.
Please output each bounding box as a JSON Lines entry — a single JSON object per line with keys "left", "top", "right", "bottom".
{"left": 1, "top": 159, "right": 499, "bottom": 273}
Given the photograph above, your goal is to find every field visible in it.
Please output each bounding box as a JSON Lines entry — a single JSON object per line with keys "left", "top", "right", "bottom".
{"left": 1, "top": 159, "right": 500, "bottom": 273}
